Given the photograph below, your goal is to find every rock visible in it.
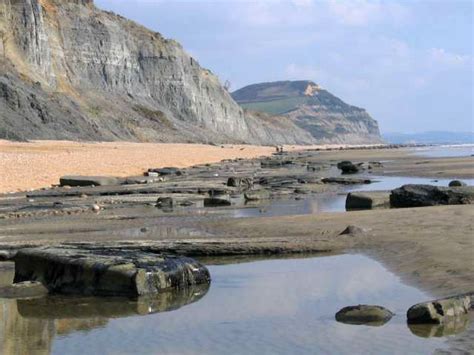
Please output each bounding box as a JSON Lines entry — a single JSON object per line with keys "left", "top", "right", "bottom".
{"left": 449, "top": 180, "right": 467, "bottom": 187}
{"left": 146, "top": 171, "right": 160, "bottom": 178}
{"left": 345, "top": 191, "right": 390, "bottom": 210}
{"left": 148, "top": 167, "right": 182, "bottom": 176}
{"left": 91, "top": 204, "right": 100, "bottom": 212}
{"left": 156, "top": 197, "right": 174, "bottom": 209}
{"left": 244, "top": 190, "right": 271, "bottom": 201}
{"left": 335, "top": 305, "right": 394, "bottom": 325}
{"left": 227, "top": 177, "right": 253, "bottom": 190}
{"left": 339, "top": 225, "right": 369, "bottom": 236}
{"left": 337, "top": 161, "right": 360, "bottom": 174}
{"left": 60, "top": 176, "right": 124, "bottom": 187}
{"left": 368, "top": 161, "right": 384, "bottom": 169}
{"left": 13, "top": 246, "right": 211, "bottom": 297}
{"left": 407, "top": 295, "right": 471, "bottom": 324}
{"left": 0, "top": 281, "right": 48, "bottom": 299}
{"left": 390, "top": 184, "right": 474, "bottom": 208}
{"left": 322, "top": 177, "right": 372, "bottom": 185}
{"left": 260, "top": 159, "right": 293, "bottom": 168}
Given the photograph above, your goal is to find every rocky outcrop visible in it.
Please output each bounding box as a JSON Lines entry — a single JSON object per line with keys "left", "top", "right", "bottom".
{"left": 13, "top": 246, "right": 211, "bottom": 296}
{"left": 232, "top": 80, "right": 382, "bottom": 144}
{"left": 346, "top": 191, "right": 390, "bottom": 210}
{"left": 0, "top": 0, "right": 315, "bottom": 144}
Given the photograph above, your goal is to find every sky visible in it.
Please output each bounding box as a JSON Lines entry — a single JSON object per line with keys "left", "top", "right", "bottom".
{"left": 94, "top": 0, "right": 473, "bottom": 134}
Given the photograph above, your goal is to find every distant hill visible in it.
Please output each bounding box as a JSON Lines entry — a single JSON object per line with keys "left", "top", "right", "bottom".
{"left": 232, "top": 81, "right": 382, "bottom": 144}
{"left": 383, "top": 131, "right": 474, "bottom": 145}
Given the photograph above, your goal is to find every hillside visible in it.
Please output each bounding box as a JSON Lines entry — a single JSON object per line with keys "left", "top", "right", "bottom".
{"left": 0, "top": 0, "right": 315, "bottom": 145}
{"left": 232, "top": 81, "right": 382, "bottom": 144}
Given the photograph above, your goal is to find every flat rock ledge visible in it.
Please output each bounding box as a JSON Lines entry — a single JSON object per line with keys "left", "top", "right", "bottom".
{"left": 335, "top": 305, "right": 394, "bottom": 326}
{"left": 407, "top": 294, "right": 472, "bottom": 324}
{"left": 13, "top": 246, "right": 211, "bottom": 297}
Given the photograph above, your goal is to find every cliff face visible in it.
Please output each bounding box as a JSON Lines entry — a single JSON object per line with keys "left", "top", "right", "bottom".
{"left": 233, "top": 81, "right": 382, "bottom": 144}
{"left": 0, "top": 0, "right": 315, "bottom": 144}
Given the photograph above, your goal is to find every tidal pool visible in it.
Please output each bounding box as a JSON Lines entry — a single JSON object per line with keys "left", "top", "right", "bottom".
{"left": 0, "top": 255, "right": 467, "bottom": 354}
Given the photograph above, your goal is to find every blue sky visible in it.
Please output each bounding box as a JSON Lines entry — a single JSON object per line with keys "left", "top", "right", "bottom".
{"left": 95, "top": 0, "right": 473, "bottom": 133}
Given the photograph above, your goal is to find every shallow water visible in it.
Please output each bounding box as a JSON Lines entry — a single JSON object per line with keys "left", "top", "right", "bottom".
{"left": 232, "top": 175, "right": 474, "bottom": 218}
{"left": 0, "top": 255, "right": 464, "bottom": 354}
{"left": 412, "top": 144, "right": 474, "bottom": 158}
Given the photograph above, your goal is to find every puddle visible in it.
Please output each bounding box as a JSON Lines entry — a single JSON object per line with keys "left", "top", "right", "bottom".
{"left": 411, "top": 145, "right": 474, "bottom": 158}
{"left": 0, "top": 255, "right": 467, "bottom": 354}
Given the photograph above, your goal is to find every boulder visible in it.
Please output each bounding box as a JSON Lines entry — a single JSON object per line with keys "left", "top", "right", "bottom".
{"left": 335, "top": 305, "right": 394, "bottom": 325}
{"left": 227, "top": 177, "right": 253, "bottom": 190}
{"left": 337, "top": 161, "right": 361, "bottom": 174}
{"left": 13, "top": 246, "right": 210, "bottom": 297}
{"left": 244, "top": 190, "right": 271, "bottom": 201}
{"left": 345, "top": 191, "right": 390, "bottom": 210}
{"left": 449, "top": 180, "right": 467, "bottom": 187}
{"left": 407, "top": 294, "right": 471, "bottom": 324}
{"left": 390, "top": 184, "right": 474, "bottom": 208}
{"left": 60, "top": 176, "right": 124, "bottom": 187}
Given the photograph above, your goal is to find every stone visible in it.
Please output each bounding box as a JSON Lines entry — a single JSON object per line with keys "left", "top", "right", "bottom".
{"left": 13, "top": 246, "right": 211, "bottom": 297}
{"left": 345, "top": 191, "right": 390, "bottom": 210}
{"left": 91, "top": 204, "right": 100, "bottom": 212}
{"left": 449, "top": 180, "right": 467, "bottom": 187}
{"left": 0, "top": 281, "right": 48, "bottom": 299}
{"left": 335, "top": 305, "right": 394, "bottom": 325}
{"left": 337, "top": 161, "right": 361, "bottom": 174}
{"left": 227, "top": 177, "right": 253, "bottom": 190}
{"left": 244, "top": 190, "right": 271, "bottom": 201}
{"left": 390, "top": 184, "right": 474, "bottom": 208}
{"left": 156, "top": 197, "right": 174, "bottom": 209}
{"left": 60, "top": 176, "right": 124, "bottom": 187}
{"left": 339, "top": 225, "right": 369, "bottom": 236}
{"left": 406, "top": 295, "right": 471, "bottom": 324}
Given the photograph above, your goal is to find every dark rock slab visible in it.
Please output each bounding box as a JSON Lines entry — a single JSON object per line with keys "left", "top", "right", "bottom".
{"left": 322, "top": 177, "right": 371, "bottom": 185}
{"left": 227, "top": 177, "right": 253, "bottom": 190}
{"left": 407, "top": 294, "right": 471, "bottom": 324}
{"left": 390, "top": 184, "right": 474, "bottom": 208}
{"left": 148, "top": 167, "right": 182, "bottom": 176}
{"left": 346, "top": 191, "right": 390, "bottom": 210}
{"left": 60, "top": 176, "right": 125, "bottom": 187}
{"left": 335, "top": 305, "right": 394, "bottom": 325}
{"left": 204, "top": 197, "right": 231, "bottom": 207}
{"left": 13, "top": 246, "right": 210, "bottom": 297}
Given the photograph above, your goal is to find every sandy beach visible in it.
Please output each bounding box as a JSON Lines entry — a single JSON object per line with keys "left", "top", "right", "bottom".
{"left": 0, "top": 140, "right": 375, "bottom": 193}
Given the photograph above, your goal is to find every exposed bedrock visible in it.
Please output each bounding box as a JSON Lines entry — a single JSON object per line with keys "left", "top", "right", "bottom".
{"left": 13, "top": 246, "right": 211, "bottom": 297}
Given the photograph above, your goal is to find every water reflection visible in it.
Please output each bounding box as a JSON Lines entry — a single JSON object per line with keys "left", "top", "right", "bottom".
{"left": 1, "top": 255, "right": 468, "bottom": 354}
{"left": 408, "top": 315, "right": 471, "bottom": 338}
